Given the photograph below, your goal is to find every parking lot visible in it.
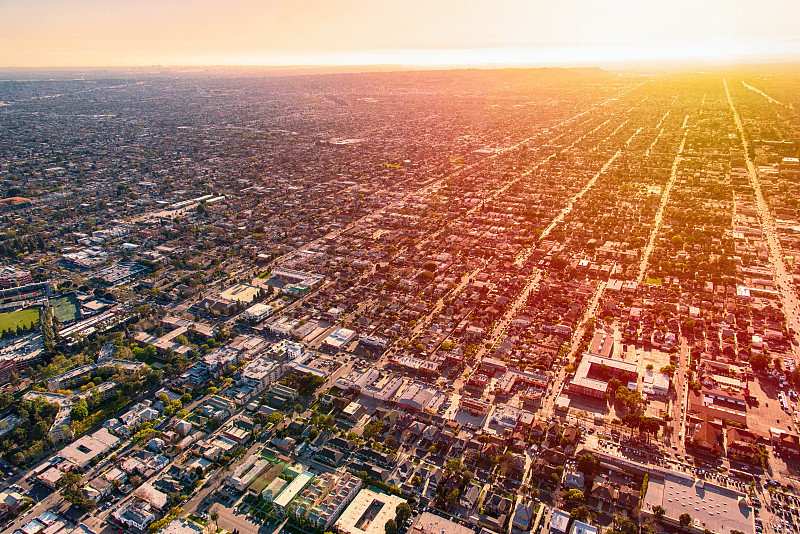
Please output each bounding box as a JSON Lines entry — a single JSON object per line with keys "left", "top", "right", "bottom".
{"left": 749, "top": 377, "right": 798, "bottom": 437}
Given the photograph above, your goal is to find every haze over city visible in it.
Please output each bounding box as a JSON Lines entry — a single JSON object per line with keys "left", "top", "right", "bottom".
{"left": 2, "top": 3, "right": 800, "bottom": 534}
{"left": 2, "top": 0, "right": 800, "bottom": 68}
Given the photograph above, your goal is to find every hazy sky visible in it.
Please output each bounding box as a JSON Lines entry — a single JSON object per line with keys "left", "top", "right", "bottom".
{"left": 2, "top": 0, "right": 800, "bottom": 67}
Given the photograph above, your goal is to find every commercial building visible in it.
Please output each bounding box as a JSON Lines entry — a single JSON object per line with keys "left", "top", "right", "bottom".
{"left": 323, "top": 327, "right": 357, "bottom": 350}
{"left": 641, "top": 473, "right": 754, "bottom": 534}
{"left": 264, "top": 339, "right": 303, "bottom": 361}
{"left": 151, "top": 517, "right": 205, "bottom": 534}
{"left": 60, "top": 428, "right": 120, "bottom": 469}
{"left": 361, "top": 373, "right": 404, "bottom": 402}
{"left": 568, "top": 355, "right": 638, "bottom": 399}
{"left": 393, "top": 355, "right": 440, "bottom": 376}
{"left": 642, "top": 370, "right": 670, "bottom": 397}
{"left": 229, "top": 355, "right": 283, "bottom": 405}
{"left": 408, "top": 512, "right": 473, "bottom": 534}
{"left": 0, "top": 267, "right": 33, "bottom": 289}
{"left": 358, "top": 335, "right": 389, "bottom": 349}
{"left": 333, "top": 488, "right": 408, "bottom": 534}
{"left": 270, "top": 268, "right": 325, "bottom": 294}
{"left": 395, "top": 381, "right": 443, "bottom": 412}
{"left": 459, "top": 396, "right": 491, "bottom": 417}
{"left": 242, "top": 302, "right": 274, "bottom": 322}
{"left": 336, "top": 368, "right": 381, "bottom": 392}
{"left": 37, "top": 467, "right": 64, "bottom": 489}
{"left": 495, "top": 369, "right": 549, "bottom": 396}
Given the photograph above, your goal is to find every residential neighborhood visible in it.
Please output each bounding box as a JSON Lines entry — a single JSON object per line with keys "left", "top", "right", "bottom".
{"left": 0, "top": 65, "right": 799, "bottom": 534}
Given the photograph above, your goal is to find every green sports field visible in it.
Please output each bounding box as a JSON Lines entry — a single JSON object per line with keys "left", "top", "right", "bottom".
{"left": 51, "top": 294, "right": 81, "bottom": 323}
{"left": 0, "top": 308, "right": 40, "bottom": 334}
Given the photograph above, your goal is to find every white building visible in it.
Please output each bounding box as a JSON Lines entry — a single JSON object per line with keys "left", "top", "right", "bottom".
{"left": 274, "top": 471, "right": 314, "bottom": 516}
{"left": 642, "top": 370, "right": 670, "bottom": 397}
{"left": 323, "top": 328, "right": 357, "bottom": 350}
{"left": 242, "top": 303, "right": 274, "bottom": 322}
{"left": 152, "top": 517, "right": 205, "bottom": 534}
{"left": 239, "top": 356, "right": 283, "bottom": 395}
{"left": 334, "top": 488, "right": 408, "bottom": 534}
{"left": 113, "top": 502, "right": 156, "bottom": 531}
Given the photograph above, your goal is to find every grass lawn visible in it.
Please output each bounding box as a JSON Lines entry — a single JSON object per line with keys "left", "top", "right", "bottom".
{"left": 188, "top": 515, "right": 207, "bottom": 526}
{"left": 72, "top": 396, "right": 132, "bottom": 435}
{"left": 51, "top": 294, "right": 80, "bottom": 323}
{"left": 0, "top": 308, "right": 40, "bottom": 334}
{"left": 645, "top": 276, "right": 663, "bottom": 286}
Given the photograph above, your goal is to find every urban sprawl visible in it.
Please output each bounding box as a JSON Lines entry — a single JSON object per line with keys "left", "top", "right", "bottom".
{"left": 0, "top": 67, "right": 799, "bottom": 534}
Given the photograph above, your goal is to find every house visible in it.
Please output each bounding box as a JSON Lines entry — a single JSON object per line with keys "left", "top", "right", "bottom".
{"left": 564, "top": 470, "right": 585, "bottom": 490}
{"left": 312, "top": 447, "right": 345, "bottom": 470}
{"left": 570, "top": 520, "right": 598, "bottom": 534}
{"left": 459, "top": 484, "right": 481, "bottom": 512}
{"left": 83, "top": 477, "right": 113, "bottom": 503}
{"left": 541, "top": 448, "right": 566, "bottom": 466}
{"left": 618, "top": 486, "right": 640, "bottom": 510}
{"left": 481, "top": 442, "right": 500, "bottom": 460}
{"left": 689, "top": 421, "right": 723, "bottom": 454}
{"left": 512, "top": 502, "right": 537, "bottom": 531}
{"left": 550, "top": 509, "right": 571, "bottom": 534}
{"left": 531, "top": 421, "right": 547, "bottom": 440}
{"left": 534, "top": 459, "right": 562, "bottom": 484}
{"left": 591, "top": 479, "right": 616, "bottom": 504}
{"left": 113, "top": 502, "right": 156, "bottom": 531}
{"left": 484, "top": 492, "right": 512, "bottom": 517}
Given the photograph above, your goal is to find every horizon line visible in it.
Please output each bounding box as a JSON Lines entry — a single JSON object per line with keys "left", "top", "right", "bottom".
{"left": 4, "top": 42, "right": 800, "bottom": 71}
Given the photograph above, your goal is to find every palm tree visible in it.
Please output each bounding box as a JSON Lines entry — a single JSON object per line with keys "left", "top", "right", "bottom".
{"left": 210, "top": 511, "right": 219, "bottom": 533}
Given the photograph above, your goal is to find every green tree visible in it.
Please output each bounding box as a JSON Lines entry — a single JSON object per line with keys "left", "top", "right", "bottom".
{"left": 268, "top": 412, "right": 284, "bottom": 425}
{"left": 385, "top": 519, "right": 398, "bottom": 534}
{"left": 750, "top": 353, "right": 771, "bottom": 372}
{"left": 577, "top": 453, "right": 598, "bottom": 476}
{"left": 70, "top": 400, "right": 89, "bottom": 422}
{"left": 9, "top": 372, "right": 20, "bottom": 391}
{"left": 445, "top": 458, "right": 463, "bottom": 473}
{"left": 653, "top": 505, "right": 666, "bottom": 521}
{"left": 396, "top": 502, "right": 412, "bottom": 524}
{"left": 445, "top": 488, "right": 460, "bottom": 510}
{"left": 566, "top": 489, "right": 584, "bottom": 501}
{"left": 58, "top": 471, "right": 82, "bottom": 489}
{"left": 363, "top": 420, "right": 386, "bottom": 440}
{"left": 679, "top": 513, "right": 692, "bottom": 528}
{"left": 570, "top": 506, "right": 590, "bottom": 522}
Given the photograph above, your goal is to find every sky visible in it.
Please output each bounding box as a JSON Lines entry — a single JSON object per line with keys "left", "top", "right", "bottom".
{"left": 2, "top": 0, "right": 800, "bottom": 67}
